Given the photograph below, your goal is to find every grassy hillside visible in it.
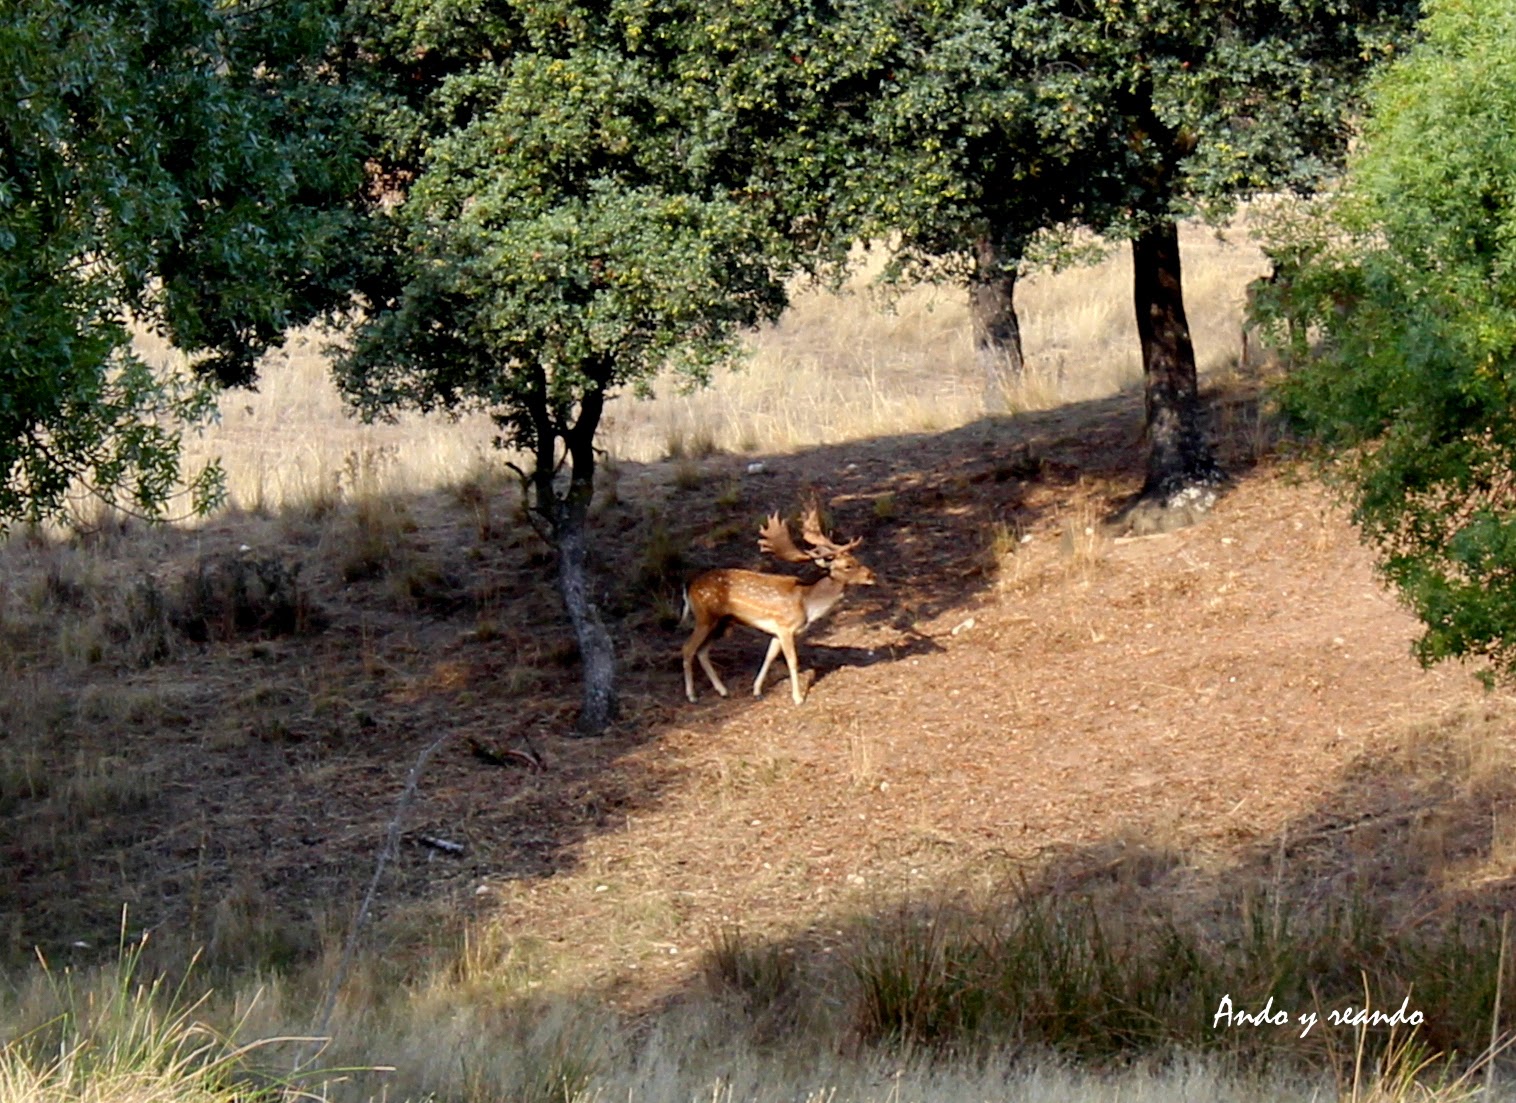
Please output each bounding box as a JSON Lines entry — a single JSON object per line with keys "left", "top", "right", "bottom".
{"left": 4, "top": 221, "right": 1516, "bottom": 1102}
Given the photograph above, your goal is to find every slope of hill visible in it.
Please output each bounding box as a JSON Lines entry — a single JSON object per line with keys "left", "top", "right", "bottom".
{"left": 3, "top": 226, "right": 1513, "bottom": 1101}
{"left": 2, "top": 382, "right": 1506, "bottom": 976}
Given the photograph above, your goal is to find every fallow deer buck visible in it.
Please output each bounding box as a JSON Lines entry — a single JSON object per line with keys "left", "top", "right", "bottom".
{"left": 682, "top": 508, "right": 877, "bottom": 705}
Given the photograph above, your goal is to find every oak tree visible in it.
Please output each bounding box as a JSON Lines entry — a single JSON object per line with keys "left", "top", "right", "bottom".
{"left": 686, "top": 0, "right": 1415, "bottom": 523}
{"left": 997, "top": 0, "right": 1416, "bottom": 524}
{"left": 0, "top": 0, "right": 362, "bottom": 527}
{"left": 336, "top": 2, "right": 789, "bottom": 734}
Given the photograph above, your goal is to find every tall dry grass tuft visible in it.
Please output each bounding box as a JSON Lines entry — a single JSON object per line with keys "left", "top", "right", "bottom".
{"left": 836, "top": 883, "right": 1516, "bottom": 1084}
{"left": 0, "top": 938, "right": 325, "bottom": 1103}
{"left": 2, "top": 891, "right": 1508, "bottom": 1103}
{"left": 144, "top": 941, "right": 1341, "bottom": 1103}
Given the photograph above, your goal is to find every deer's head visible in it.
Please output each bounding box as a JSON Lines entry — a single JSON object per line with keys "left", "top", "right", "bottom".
{"left": 758, "top": 508, "right": 876, "bottom": 586}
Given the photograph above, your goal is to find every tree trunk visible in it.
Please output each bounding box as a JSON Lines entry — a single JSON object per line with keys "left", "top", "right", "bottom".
{"left": 524, "top": 363, "right": 618, "bottom": 737}
{"left": 1128, "top": 219, "right": 1224, "bottom": 528}
{"left": 555, "top": 497, "right": 618, "bottom": 736}
{"left": 970, "top": 235, "right": 1025, "bottom": 412}
{"left": 556, "top": 382, "right": 618, "bottom": 736}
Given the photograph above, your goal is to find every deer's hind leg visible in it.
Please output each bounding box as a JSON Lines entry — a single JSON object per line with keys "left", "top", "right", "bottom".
{"left": 683, "top": 616, "right": 730, "bottom": 701}
{"left": 697, "top": 642, "right": 729, "bottom": 699}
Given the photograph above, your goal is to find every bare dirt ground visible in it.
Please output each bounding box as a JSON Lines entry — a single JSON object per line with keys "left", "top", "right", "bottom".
{"left": 4, "top": 379, "right": 1511, "bottom": 1007}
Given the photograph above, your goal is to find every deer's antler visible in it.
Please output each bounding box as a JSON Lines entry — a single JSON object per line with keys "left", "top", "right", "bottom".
{"left": 758, "top": 513, "right": 817, "bottom": 563}
{"left": 758, "top": 508, "right": 862, "bottom": 563}
{"left": 799, "top": 506, "right": 862, "bottom": 557}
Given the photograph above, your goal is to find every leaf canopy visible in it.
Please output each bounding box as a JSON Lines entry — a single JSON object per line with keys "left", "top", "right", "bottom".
{"left": 1278, "top": 0, "right": 1516, "bottom": 676}
{"left": 338, "top": 0, "right": 790, "bottom": 465}
{"left": 0, "top": 0, "right": 364, "bottom": 526}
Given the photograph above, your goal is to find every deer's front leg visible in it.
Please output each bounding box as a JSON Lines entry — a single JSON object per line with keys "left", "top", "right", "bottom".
{"left": 780, "top": 633, "right": 804, "bottom": 704}
{"left": 753, "top": 636, "right": 783, "bottom": 697}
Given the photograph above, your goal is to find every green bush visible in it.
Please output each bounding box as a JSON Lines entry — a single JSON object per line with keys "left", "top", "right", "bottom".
{"left": 1276, "top": 0, "right": 1516, "bottom": 681}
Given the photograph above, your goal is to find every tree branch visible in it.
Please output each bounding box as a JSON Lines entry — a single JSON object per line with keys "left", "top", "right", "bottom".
{"left": 297, "top": 728, "right": 454, "bottom": 1073}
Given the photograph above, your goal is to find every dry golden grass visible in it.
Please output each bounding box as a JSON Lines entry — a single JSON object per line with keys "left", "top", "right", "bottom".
{"left": 608, "top": 222, "right": 1266, "bottom": 463}
{"left": 129, "top": 328, "right": 503, "bottom": 519}
{"left": 122, "top": 221, "right": 1268, "bottom": 515}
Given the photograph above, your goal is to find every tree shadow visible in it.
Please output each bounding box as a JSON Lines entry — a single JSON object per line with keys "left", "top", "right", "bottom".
{"left": 0, "top": 374, "right": 1286, "bottom": 967}
{"left": 628, "top": 699, "right": 1516, "bottom": 1068}
{"left": 681, "top": 628, "right": 946, "bottom": 705}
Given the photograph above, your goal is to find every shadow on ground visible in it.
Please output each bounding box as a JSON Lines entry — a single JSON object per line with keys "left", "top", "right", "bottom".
{"left": 635, "top": 703, "right": 1516, "bottom": 1065}
{"left": 0, "top": 374, "right": 1285, "bottom": 967}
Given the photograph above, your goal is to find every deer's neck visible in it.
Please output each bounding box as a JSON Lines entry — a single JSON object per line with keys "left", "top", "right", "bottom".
{"left": 800, "top": 575, "right": 848, "bottom": 630}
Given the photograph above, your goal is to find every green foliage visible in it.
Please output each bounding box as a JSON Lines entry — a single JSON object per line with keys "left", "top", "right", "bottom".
{"left": 704, "top": 0, "right": 1416, "bottom": 285}
{"left": 989, "top": 0, "right": 1418, "bottom": 238}
{"left": 674, "top": 0, "right": 1414, "bottom": 501}
{"left": 343, "top": 184, "right": 781, "bottom": 441}
{"left": 337, "top": 0, "right": 799, "bottom": 731}
{"left": 1278, "top": 0, "right": 1516, "bottom": 678}
{"left": 338, "top": 0, "right": 1416, "bottom": 497}
{"left": 0, "top": 0, "right": 364, "bottom": 528}
{"left": 338, "top": 2, "right": 788, "bottom": 507}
